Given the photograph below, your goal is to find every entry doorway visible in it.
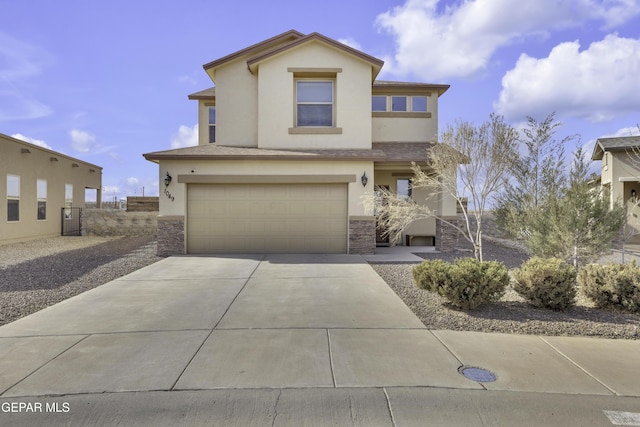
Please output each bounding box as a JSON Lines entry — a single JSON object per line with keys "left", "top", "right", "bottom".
{"left": 375, "top": 185, "right": 390, "bottom": 246}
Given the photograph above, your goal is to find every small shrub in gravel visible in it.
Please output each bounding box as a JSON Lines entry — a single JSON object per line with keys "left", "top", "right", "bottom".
{"left": 578, "top": 262, "right": 640, "bottom": 313}
{"left": 512, "top": 257, "right": 577, "bottom": 311}
{"left": 413, "top": 258, "right": 509, "bottom": 310}
{"left": 412, "top": 259, "right": 451, "bottom": 292}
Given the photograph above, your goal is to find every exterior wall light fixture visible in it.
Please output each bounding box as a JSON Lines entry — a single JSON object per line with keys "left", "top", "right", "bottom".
{"left": 164, "top": 172, "right": 172, "bottom": 187}
{"left": 361, "top": 172, "right": 368, "bottom": 187}
{"left": 632, "top": 189, "right": 636, "bottom": 199}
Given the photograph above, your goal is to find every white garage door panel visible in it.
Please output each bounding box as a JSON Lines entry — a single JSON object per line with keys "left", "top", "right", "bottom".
{"left": 187, "top": 183, "right": 348, "bottom": 253}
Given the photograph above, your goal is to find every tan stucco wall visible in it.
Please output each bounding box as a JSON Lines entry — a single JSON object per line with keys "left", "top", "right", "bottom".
{"left": 158, "top": 159, "right": 374, "bottom": 218}
{"left": 256, "top": 42, "right": 373, "bottom": 149}
{"left": 372, "top": 110, "right": 439, "bottom": 143}
{"left": 213, "top": 60, "right": 259, "bottom": 147}
{"left": 0, "top": 134, "right": 102, "bottom": 244}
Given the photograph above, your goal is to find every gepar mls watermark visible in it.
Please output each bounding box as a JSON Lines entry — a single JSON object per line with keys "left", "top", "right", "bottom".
{"left": 2, "top": 401, "right": 70, "bottom": 413}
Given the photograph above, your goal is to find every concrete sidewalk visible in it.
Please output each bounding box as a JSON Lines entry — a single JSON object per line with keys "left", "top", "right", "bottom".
{"left": 1, "top": 254, "right": 640, "bottom": 426}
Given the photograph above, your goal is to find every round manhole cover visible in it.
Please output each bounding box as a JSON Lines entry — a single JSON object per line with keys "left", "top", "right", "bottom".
{"left": 459, "top": 366, "right": 496, "bottom": 382}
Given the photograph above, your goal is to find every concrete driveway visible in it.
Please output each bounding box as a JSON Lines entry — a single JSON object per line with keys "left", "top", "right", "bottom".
{"left": 1, "top": 254, "right": 640, "bottom": 426}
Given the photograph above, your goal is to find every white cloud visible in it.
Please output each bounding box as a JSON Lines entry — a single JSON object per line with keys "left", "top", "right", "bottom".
{"left": 11, "top": 133, "right": 52, "bottom": 150}
{"left": 126, "top": 177, "right": 140, "bottom": 186}
{"left": 69, "top": 129, "right": 97, "bottom": 152}
{"left": 376, "top": 0, "right": 640, "bottom": 81}
{"left": 337, "top": 37, "right": 362, "bottom": 51}
{"left": 171, "top": 124, "right": 199, "bottom": 148}
{"left": 606, "top": 126, "right": 640, "bottom": 138}
{"left": 495, "top": 35, "right": 640, "bottom": 122}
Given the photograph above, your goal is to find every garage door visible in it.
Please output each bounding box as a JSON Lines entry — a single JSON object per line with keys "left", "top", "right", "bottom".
{"left": 187, "top": 183, "right": 348, "bottom": 253}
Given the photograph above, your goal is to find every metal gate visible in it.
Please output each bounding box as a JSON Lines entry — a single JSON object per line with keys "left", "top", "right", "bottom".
{"left": 61, "top": 207, "right": 82, "bottom": 236}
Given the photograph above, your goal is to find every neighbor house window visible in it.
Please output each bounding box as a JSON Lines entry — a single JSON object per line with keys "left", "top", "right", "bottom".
{"left": 208, "top": 107, "right": 216, "bottom": 143}
{"left": 64, "top": 184, "right": 73, "bottom": 219}
{"left": 7, "top": 174, "right": 20, "bottom": 221}
{"left": 296, "top": 80, "right": 333, "bottom": 127}
{"left": 37, "top": 179, "right": 47, "bottom": 220}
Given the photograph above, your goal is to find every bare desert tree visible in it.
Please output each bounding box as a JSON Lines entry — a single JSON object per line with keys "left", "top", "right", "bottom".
{"left": 367, "top": 113, "right": 518, "bottom": 262}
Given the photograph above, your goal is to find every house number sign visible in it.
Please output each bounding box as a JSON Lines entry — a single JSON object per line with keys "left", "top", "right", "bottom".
{"left": 164, "top": 188, "right": 175, "bottom": 202}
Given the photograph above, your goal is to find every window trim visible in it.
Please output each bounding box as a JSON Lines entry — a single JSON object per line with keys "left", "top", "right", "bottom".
{"left": 288, "top": 71, "right": 343, "bottom": 134}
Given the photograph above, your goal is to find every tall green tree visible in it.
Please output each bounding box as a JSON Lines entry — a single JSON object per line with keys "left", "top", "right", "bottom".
{"left": 494, "top": 113, "right": 575, "bottom": 239}
{"left": 525, "top": 148, "right": 625, "bottom": 268}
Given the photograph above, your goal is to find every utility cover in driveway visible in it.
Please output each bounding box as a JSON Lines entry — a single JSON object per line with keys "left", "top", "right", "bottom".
{"left": 187, "top": 183, "right": 347, "bottom": 253}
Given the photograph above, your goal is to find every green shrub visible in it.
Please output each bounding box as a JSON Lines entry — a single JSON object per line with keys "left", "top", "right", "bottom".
{"left": 512, "top": 257, "right": 577, "bottom": 311}
{"left": 441, "top": 258, "right": 509, "bottom": 310}
{"left": 578, "top": 262, "right": 640, "bottom": 313}
{"left": 412, "top": 259, "right": 451, "bottom": 292}
{"left": 413, "top": 258, "right": 509, "bottom": 310}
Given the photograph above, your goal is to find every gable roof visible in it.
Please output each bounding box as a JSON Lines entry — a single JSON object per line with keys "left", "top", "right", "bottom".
{"left": 187, "top": 87, "right": 215, "bottom": 100}
{"left": 592, "top": 135, "right": 640, "bottom": 160}
{"left": 203, "top": 30, "right": 304, "bottom": 75}
{"left": 246, "top": 32, "right": 384, "bottom": 79}
{"left": 202, "top": 30, "right": 384, "bottom": 82}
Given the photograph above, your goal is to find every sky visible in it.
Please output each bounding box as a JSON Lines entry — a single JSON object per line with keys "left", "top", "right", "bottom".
{"left": 1, "top": 0, "right": 640, "bottom": 202}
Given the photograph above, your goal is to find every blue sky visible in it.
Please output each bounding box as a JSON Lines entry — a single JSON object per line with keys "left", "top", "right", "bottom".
{"left": 2, "top": 0, "right": 639, "bottom": 201}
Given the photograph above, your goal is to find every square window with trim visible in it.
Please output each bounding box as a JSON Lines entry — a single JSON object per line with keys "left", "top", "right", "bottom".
{"left": 296, "top": 80, "right": 333, "bottom": 127}
{"left": 391, "top": 96, "right": 407, "bottom": 112}
{"left": 412, "top": 96, "right": 427, "bottom": 112}
{"left": 372, "top": 95, "right": 387, "bottom": 112}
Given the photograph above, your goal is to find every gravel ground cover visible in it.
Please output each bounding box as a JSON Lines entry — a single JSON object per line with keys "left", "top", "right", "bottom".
{"left": 372, "top": 239, "right": 640, "bottom": 340}
{"left": 0, "top": 236, "right": 162, "bottom": 326}
{"left": 2, "top": 235, "right": 639, "bottom": 339}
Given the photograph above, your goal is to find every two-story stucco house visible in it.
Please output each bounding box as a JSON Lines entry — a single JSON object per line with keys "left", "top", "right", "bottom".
{"left": 144, "top": 30, "right": 455, "bottom": 256}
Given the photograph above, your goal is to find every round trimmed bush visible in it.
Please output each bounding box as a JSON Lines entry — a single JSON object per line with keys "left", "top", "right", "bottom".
{"left": 578, "top": 262, "right": 640, "bottom": 313}
{"left": 413, "top": 258, "right": 509, "bottom": 310}
{"left": 412, "top": 259, "right": 451, "bottom": 292}
{"left": 512, "top": 257, "right": 577, "bottom": 311}
{"left": 441, "top": 258, "right": 509, "bottom": 310}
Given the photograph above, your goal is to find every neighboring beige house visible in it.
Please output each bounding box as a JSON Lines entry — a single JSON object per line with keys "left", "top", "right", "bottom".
{"left": 1, "top": 133, "right": 103, "bottom": 244}
{"left": 592, "top": 135, "right": 640, "bottom": 243}
{"left": 144, "top": 30, "right": 455, "bottom": 255}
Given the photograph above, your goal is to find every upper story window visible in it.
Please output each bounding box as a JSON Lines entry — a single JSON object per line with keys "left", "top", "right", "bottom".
{"left": 392, "top": 96, "right": 407, "bottom": 112}
{"left": 374, "top": 95, "right": 428, "bottom": 113}
{"left": 296, "top": 80, "right": 334, "bottom": 127}
{"left": 372, "top": 95, "right": 430, "bottom": 117}
{"left": 372, "top": 96, "right": 386, "bottom": 112}
{"left": 7, "top": 174, "right": 20, "bottom": 222}
{"left": 208, "top": 107, "right": 216, "bottom": 143}
{"left": 37, "top": 179, "right": 47, "bottom": 220}
{"left": 412, "top": 96, "right": 427, "bottom": 112}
